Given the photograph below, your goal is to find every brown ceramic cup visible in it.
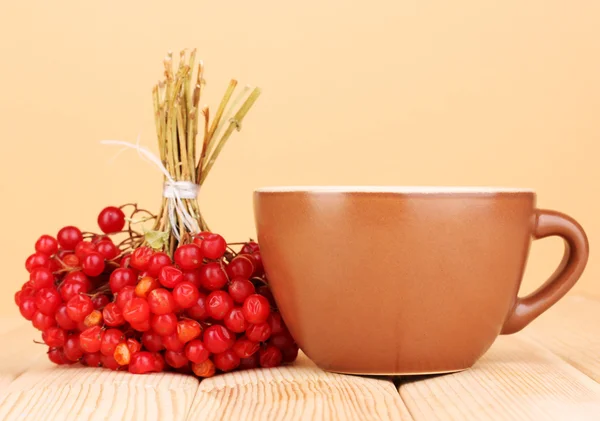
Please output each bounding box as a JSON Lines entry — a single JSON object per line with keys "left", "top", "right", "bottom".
{"left": 253, "top": 186, "right": 589, "bottom": 375}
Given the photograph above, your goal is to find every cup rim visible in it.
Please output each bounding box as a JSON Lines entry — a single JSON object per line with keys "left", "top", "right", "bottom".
{"left": 255, "top": 186, "right": 535, "bottom": 194}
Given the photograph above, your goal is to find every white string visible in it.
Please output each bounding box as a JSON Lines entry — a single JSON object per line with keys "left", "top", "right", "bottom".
{"left": 100, "top": 139, "right": 200, "bottom": 241}
{"left": 163, "top": 181, "right": 199, "bottom": 199}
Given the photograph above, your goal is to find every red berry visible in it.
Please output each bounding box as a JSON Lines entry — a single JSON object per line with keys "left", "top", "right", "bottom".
{"left": 59, "top": 281, "right": 89, "bottom": 302}
{"left": 158, "top": 266, "right": 183, "bottom": 289}
{"left": 185, "top": 293, "right": 208, "bottom": 321}
{"left": 182, "top": 269, "right": 202, "bottom": 288}
{"left": 199, "top": 233, "right": 227, "bottom": 260}
{"left": 17, "top": 286, "right": 35, "bottom": 304}
{"left": 113, "top": 342, "right": 131, "bottom": 365}
{"left": 130, "top": 247, "right": 154, "bottom": 271}
{"left": 123, "top": 338, "right": 140, "bottom": 355}
{"left": 96, "top": 240, "right": 119, "bottom": 260}
{"left": 120, "top": 254, "right": 132, "bottom": 268}
{"left": 135, "top": 276, "right": 160, "bottom": 299}
{"left": 141, "top": 331, "right": 164, "bottom": 352}
{"left": 98, "top": 206, "right": 126, "bottom": 234}
{"left": 238, "top": 354, "right": 260, "bottom": 370}
{"left": 162, "top": 332, "right": 185, "bottom": 352}
{"left": 224, "top": 307, "right": 249, "bottom": 333}
{"left": 14, "top": 290, "right": 22, "bottom": 307}
{"left": 250, "top": 252, "right": 264, "bottom": 275}
{"left": 109, "top": 268, "right": 137, "bottom": 293}
{"left": 242, "top": 294, "right": 270, "bottom": 324}
{"left": 80, "top": 326, "right": 104, "bottom": 353}
{"left": 259, "top": 345, "right": 282, "bottom": 368}
{"left": 91, "top": 234, "right": 109, "bottom": 244}
{"left": 48, "top": 258, "right": 62, "bottom": 273}
{"left": 75, "top": 241, "right": 96, "bottom": 260}
{"left": 129, "top": 351, "right": 159, "bottom": 374}
{"left": 192, "top": 359, "right": 216, "bottom": 378}
{"left": 257, "top": 285, "right": 276, "bottom": 307}
{"left": 29, "top": 268, "right": 55, "bottom": 290}
{"left": 150, "top": 313, "right": 177, "bottom": 336}
{"left": 101, "top": 354, "right": 121, "bottom": 370}
{"left": 64, "top": 270, "right": 90, "bottom": 285}
{"left": 35, "top": 235, "right": 59, "bottom": 256}
{"left": 31, "top": 310, "right": 56, "bottom": 330}
{"left": 177, "top": 319, "right": 202, "bottom": 343}
{"left": 232, "top": 338, "right": 260, "bottom": 359}
{"left": 35, "top": 287, "right": 61, "bottom": 315}
{"left": 147, "top": 252, "right": 171, "bottom": 277}
{"left": 64, "top": 334, "right": 83, "bottom": 361}
{"left": 19, "top": 296, "right": 37, "bottom": 320}
{"left": 206, "top": 291, "right": 234, "bottom": 320}
{"left": 147, "top": 288, "right": 176, "bottom": 315}
{"left": 42, "top": 327, "right": 66, "bottom": 347}
{"left": 269, "top": 332, "right": 295, "bottom": 351}
{"left": 55, "top": 304, "right": 77, "bottom": 330}
{"left": 240, "top": 242, "right": 260, "bottom": 255}
{"left": 214, "top": 349, "right": 240, "bottom": 372}
{"left": 101, "top": 329, "right": 124, "bottom": 356}
{"left": 116, "top": 286, "right": 136, "bottom": 309}
{"left": 61, "top": 253, "right": 80, "bottom": 268}
{"left": 82, "top": 252, "right": 105, "bottom": 277}
{"left": 32, "top": 310, "right": 56, "bottom": 330}
{"left": 92, "top": 294, "right": 110, "bottom": 309}
{"left": 172, "top": 282, "right": 199, "bottom": 309}
{"left": 228, "top": 278, "right": 255, "bottom": 304}
{"left": 246, "top": 322, "right": 272, "bottom": 343}
{"left": 184, "top": 340, "right": 210, "bottom": 364}
{"left": 84, "top": 309, "right": 103, "bottom": 327}
{"left": 174, "top": 244, "right": 203, "bottom": 270}
{"left": 199, "top": 262, "right": 228, "bottom": 291}
{"left": 122, "top": 297, "right": 150, "bottom": 324}
{"left": 165, "top": 350, "right": 188, "bottom": 368}
{"left": 282, "top": 344, "right": 299, "bottom": 363}
{"left": 48, "top": 348, "right": 69, "bottom": 365}
{"left": 192, "top": 232, "right": 209, "bottom": 248}
{"left": 82, "top": 352, "right": 102, "bottom": 367}
{"left": 102, "top": 302, "right": 125, "bottom": 326}
{"left": 153, "top": 352, "right": 165, "bottom": 372}
{"left": 25, "top": 253, "right": 51, "bottom": 273}
{"left": 66, "top": 294, "right": 94, "bottom": 322}
{"left": 267, "top": 313, "right": 286, "bottom": 336}
{"left": 226, "top": 256, "right": 254, "bottom": 279}
{"left": 130, "top": 319, "right": 151, "bottom": 332}
{"left": 203, "top": 325, "right": 235, "bottom": 354}
{"left": 57, "top": 226, "right": 83, "bottom": 250}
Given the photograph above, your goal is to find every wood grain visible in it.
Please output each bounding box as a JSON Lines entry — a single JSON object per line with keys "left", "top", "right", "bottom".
{"left": 526, "top": 295, "right": 600, "bottom": 382}
{"left": 186, "top": 352, "right": 413, "bottom": 421}
{"left": 399, "top": 335, "right": 600, "bottom": 421}
{"left": 0, "top": 360, "right": 199, "bottom": 421}
{"left": 0, "top": 320, "right": 47, "bottom": 395}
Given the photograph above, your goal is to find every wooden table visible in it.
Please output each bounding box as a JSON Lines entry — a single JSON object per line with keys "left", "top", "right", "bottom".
{"left": 1, "top": 294, "right": 599, "bottom": 420}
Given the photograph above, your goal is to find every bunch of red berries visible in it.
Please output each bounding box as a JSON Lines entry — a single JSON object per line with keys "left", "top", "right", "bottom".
{"left": 15, "top": 205, "right": 298, "bottom": 377}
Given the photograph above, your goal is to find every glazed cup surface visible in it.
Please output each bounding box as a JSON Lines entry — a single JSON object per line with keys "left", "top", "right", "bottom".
{"left": 253, "top": 186, "right": 588, "bottom": 375}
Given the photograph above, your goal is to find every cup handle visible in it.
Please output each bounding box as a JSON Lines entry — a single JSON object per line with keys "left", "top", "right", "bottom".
{"left": 501, "top": 209, "right": 589, "bottom": 334}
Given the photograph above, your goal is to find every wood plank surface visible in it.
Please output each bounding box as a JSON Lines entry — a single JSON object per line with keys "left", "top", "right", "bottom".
{"left": 398, "top": 335, "right": 600, "bottom": 421}
{"left": 0, "top": 360, "right": 199, "bottom": 421}
{"left": 0, "top": 320, "right": 47, "bottom": 395}
{"left": 1, "top": 294, "right": 600, "bottom": 420}
{"left": 526, "top": 295, "right": 600, "bottom": 382}
{"left": 186, "top": 352, "right": 413, "bottom": 421}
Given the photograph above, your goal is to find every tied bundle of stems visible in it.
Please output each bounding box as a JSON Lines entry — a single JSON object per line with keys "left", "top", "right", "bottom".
{"left": 149, "top": 50, "right": 260, "bottom": 256}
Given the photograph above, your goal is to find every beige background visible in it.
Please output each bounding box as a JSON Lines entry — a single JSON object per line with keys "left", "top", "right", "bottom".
{"left": 1, "top": 1, "right": 598, "bottom": 316}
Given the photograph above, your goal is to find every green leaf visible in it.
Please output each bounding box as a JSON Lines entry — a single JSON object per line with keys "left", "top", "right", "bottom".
{"left": 144, "top": 230, "right": 169, "bottom": 250}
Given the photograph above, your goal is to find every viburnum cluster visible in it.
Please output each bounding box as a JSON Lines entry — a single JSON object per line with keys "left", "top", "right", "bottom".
{"left": 15, "top": 50, "right": 298, "bottom": 377}
{"left": 16, "top": 206, "right": 298, "bottom": 376}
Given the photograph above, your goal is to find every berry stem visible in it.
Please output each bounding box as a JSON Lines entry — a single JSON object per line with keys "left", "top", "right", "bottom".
{"left": 149, "top": 51, "right": 259, "bottom": 255}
